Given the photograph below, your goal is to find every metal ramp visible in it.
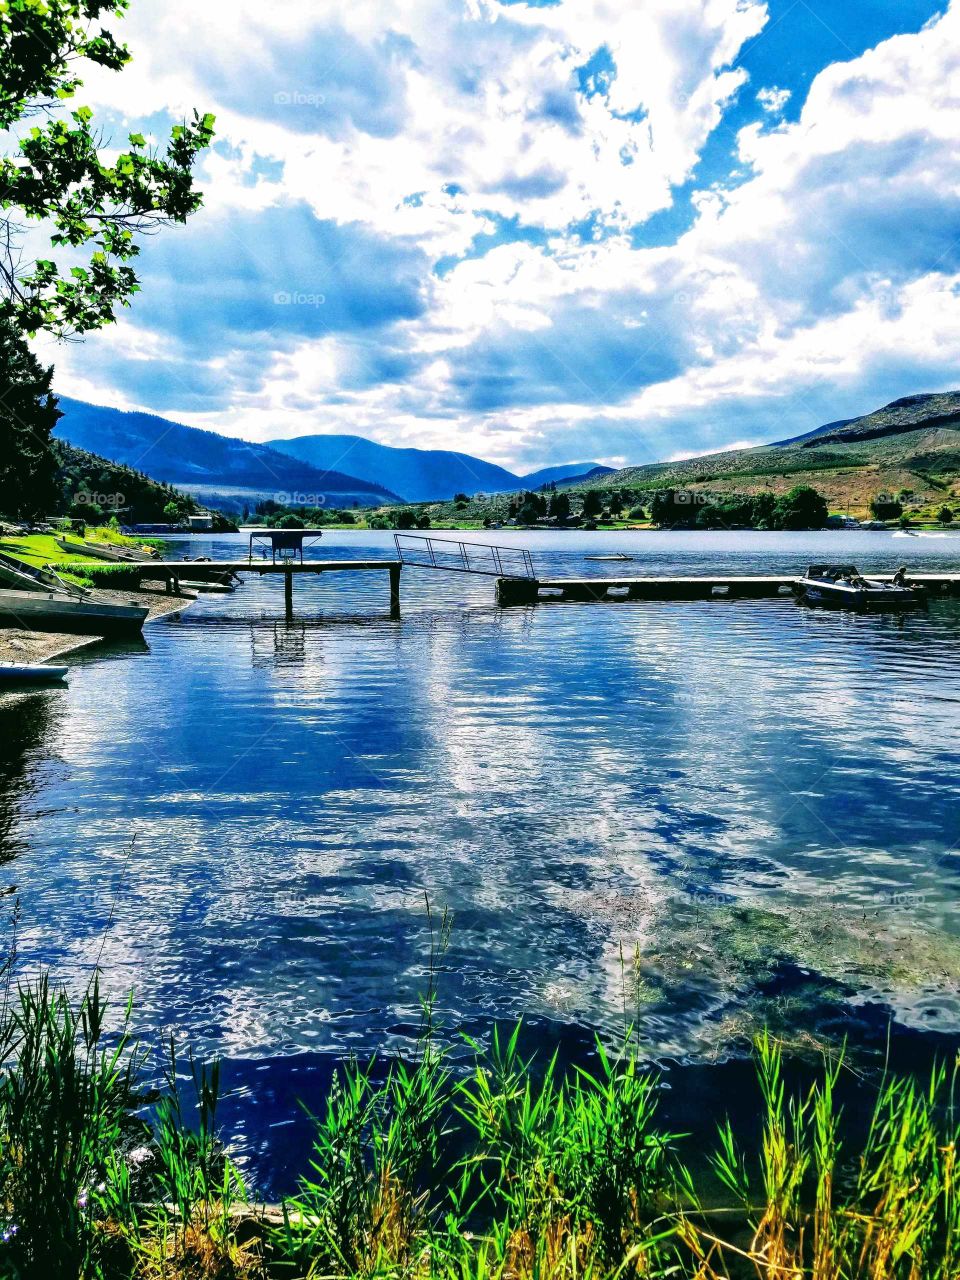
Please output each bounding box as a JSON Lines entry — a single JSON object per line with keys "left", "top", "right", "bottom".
{"left": 393, "top": 533, "right": 535, "bottom": 579}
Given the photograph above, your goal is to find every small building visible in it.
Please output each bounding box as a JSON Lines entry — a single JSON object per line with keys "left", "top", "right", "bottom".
{"left": 188, "top": 514, "right": 214, "bottom": 531}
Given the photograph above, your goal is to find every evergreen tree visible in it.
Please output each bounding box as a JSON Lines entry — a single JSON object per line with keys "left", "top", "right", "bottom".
{"left": 0, "top": 313, "right": 60, "bottom": 518}
{"left": 548, "top": 491, "right": 571, "bottom": 520}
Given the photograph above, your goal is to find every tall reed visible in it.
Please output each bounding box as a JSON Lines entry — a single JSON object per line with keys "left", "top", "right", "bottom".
{"left": 0, "top": 931, "right": 955, "bottom": 1279}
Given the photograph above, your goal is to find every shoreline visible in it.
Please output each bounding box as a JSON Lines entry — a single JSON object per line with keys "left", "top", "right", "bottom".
{"left": 0, "top": 584, "right": 200, "bottom": 666}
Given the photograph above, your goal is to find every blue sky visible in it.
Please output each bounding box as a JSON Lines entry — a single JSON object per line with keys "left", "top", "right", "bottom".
{"left": 38, "top": 0, "right": 960, "bottom": 470}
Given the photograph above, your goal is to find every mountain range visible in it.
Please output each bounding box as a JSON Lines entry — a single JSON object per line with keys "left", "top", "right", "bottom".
{"left": 53, "top": 391, "right": 959, "bottom": 519}
{"left": 53, "top": 398, "right": 610, "bottom": 508}
{"left": 264, "top": 433, "right": 607, "bottom": 501}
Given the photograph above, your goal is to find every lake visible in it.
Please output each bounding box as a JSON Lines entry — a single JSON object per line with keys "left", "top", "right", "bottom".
{"left": 1, "top": 528, "right": 959, "bottom": 1190}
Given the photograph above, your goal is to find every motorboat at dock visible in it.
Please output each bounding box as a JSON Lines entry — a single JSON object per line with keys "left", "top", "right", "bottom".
{"left": 793, "top": 565, "right": 923, "bottom": 610}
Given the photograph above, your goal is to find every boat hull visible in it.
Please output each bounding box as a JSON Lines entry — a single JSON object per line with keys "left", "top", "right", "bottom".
{"left": 793, "top": 581, "right": 921, "bottom": 610}
{"left": 0, "top": 664, "right": 68, "bottom": 684}
{"left": 0, "top": 590, "right": 149, "bottom": 635}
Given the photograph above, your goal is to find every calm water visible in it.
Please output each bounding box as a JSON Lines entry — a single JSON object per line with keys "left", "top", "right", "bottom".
{"left": 1, "top": 528, "right": 959, "bottom": 1188}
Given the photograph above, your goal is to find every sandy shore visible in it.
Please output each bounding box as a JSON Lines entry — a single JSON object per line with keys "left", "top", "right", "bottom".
{"left": 0, "top": 584, "right": 199, "bottom": 665}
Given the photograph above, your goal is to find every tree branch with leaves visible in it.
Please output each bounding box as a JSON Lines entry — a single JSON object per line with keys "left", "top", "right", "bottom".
{"left": 0, "top": 0, "right": 215, "bottom": 338}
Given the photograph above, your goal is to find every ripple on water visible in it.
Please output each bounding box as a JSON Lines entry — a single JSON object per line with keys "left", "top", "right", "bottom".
{"left": 0, "top": 531, "right": 958, "bottom": 1165}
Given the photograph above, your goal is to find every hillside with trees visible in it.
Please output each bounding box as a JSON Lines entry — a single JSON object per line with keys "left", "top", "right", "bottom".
{"left": 564, "top": 392, "right": 960, "bottom": 522}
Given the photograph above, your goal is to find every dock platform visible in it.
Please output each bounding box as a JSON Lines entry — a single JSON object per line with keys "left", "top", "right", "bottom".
{"left": 102, "top": 559, "right": 402, "bottom": 617}
{"left": 496, "top": 572, "right": 960, "bottom": 605}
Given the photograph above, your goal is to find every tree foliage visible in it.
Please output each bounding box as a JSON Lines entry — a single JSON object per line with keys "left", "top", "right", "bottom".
{"left": 0, "top": 311, "right": 60, "bottom": 517}
{"left": 870, "top": 495, "right": 903, "bottom": 521}
{"left": 0, "top": 0, "right": 214, "bottom": 336}
{"left": 548, "top": 490, "right": 570, "bottom": 520}
{"left": 774, "top": 484, "right": 829, "bottom": 530}
{"left": 650, "top": 485, "right": 828, "bottom": 530}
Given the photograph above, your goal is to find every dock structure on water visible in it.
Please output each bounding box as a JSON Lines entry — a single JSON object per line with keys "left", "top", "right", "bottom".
{"left": 52, "top": 529, "right": 960, "bottom": 616}
{"left": 496, "top": 571, "right": 960, "bottom": 605}
{"left": 160, "top": 559, "right": 403, "bottom": 618}
{"left": 92, "top": 537, "right": 402, "bottom": 618}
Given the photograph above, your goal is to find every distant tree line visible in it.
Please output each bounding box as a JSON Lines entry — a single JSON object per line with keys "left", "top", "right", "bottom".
{"left": 649, "top": 486, "right": 829, "bottom": 530}
{"left": 251, "top": 499, "right": 431, "bottom": 531}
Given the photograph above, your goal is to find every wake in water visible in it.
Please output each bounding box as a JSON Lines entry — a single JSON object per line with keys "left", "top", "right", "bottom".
{"left": 893, "top": 530, "right": 960, "bottom": 538}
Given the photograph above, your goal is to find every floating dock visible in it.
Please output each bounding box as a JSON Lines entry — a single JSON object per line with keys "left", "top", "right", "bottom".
{"left": 56, "top": 528, "right": 960, "bottom": 616}
{"left": 496, "top": 572, "right": 960, "bottom": 605}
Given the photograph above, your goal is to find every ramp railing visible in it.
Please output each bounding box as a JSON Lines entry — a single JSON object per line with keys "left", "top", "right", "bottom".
{"left": 393, "top": 533, "right": 535, "bottom": 579}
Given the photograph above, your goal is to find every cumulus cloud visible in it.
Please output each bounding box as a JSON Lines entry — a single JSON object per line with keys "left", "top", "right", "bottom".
{"left": 756, "top": 86, "right": 790, "bottom": 114}
{"left": 37, "top": 0, "right": 960, "bottom": 468}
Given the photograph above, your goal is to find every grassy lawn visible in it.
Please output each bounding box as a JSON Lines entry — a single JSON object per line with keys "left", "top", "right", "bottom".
{"left": 0, "top": 529, "right": 155, "bottom": 570}
{"left": 0, "top": 533, "right": 103, "bottom": 569}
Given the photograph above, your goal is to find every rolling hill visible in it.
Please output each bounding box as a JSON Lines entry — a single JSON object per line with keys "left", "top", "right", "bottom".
{"left": 54, "top": 398, "right": 402, "bottom": 511}
{"left": 265, "top": 433, "right": 610, "bottom": 501}
{"left": 567, "top": 392, "right": 960, "bottom": 515}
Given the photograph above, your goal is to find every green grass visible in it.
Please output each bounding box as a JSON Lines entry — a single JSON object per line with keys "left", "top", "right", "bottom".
{"left": 0, "top": 530, "right": 155, "bottom": 570}
{"left": 0, "top": 911, "right": 958, "bottom": 1280}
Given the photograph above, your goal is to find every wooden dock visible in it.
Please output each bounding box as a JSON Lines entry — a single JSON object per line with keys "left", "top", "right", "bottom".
{"left": 496, "top": 572, "right": 960, "bottom": 605}
{"left": 109, "top": 559, "right": 402, "bottom": 617}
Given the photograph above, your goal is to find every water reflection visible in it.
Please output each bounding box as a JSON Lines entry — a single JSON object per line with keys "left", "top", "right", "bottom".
{"left": 0, "top": 531, "right": 958, "bottom": 1182}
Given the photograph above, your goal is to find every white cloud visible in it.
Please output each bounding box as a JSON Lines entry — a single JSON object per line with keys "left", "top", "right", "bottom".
{"left": 756, "top": 86, "right": 790, "bottom": 114}
{"left": 37, "top": 0, "right": 960, "bottom": 470}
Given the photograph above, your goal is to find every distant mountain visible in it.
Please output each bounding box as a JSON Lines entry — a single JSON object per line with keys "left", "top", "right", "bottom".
{"left": 522, "top": 463, "right": 613, "bottom": 489}
{"left": 265, "top": 434, "right": 517, "bottom": 502}
{"left": 566, "top": 391, "right": 960, "bottom": 514}
{"left": 266, "top": 433, "right": 612, "bottom": 501}
{"left": 54, "top": 399, "right": 401, "bottom": 511}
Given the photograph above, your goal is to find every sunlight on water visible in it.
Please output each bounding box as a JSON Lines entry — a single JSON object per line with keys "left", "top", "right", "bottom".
{"left": 1, "top": 529, "right": 958, "bottom": 1182}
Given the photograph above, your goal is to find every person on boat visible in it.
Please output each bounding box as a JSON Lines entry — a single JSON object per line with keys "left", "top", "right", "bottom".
{"left": 892, "top": 565, "right": 908, "bottom": 587}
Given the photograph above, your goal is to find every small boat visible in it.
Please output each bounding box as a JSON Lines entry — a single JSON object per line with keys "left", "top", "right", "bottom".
{"left": 178, "top": 580, "right": 235, "bottom": 593}
{"left": 0, "top": 663, "right": 68, "bottom": 685}
{"left": 793, "top": 565, "right": 922, "bottom": 610}
{"left": 586, "top": 553, "right": 635, "bottom": 561}
{"left": 55, "top": 536, "right": 154, "bottom": 562}
{"left": 0, "top": 590, "right": 149, "bottom": 636}
{"left": 0, "top": 548, "right": 82, "bottom": 595}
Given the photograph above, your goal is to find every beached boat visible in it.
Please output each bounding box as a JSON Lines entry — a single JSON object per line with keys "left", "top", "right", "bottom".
{"left": 0, "top": 663, "right": 68, "bottom": 684}
{"left": 55, "top": 536, "right": 154, "bottom": 562}
{"left": 793, "top": 565, "right": 921, "bottom": 610}
{"left": 0, "top": 548, "right": 82, "bottom": 595}
{"left": 0, "top": 590, "right": 149, "bottom": 635}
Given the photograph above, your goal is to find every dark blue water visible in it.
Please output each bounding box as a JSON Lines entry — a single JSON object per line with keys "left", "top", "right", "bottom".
{"left": 1, "top": 528, "right": 959, "bottom": 1190}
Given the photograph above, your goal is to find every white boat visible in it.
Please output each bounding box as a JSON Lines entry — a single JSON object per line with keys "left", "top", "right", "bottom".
{"left": 586, "top": 553, "right": 635, "bottom": 561}
{"left": 0, "top": 663, "right": 68, "bottom": 684}
{"left": 0, "top": 590, "right": 149, "bottom": 636}
{"left": 793, "top": 565, "right": 922, "bottom": 610}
